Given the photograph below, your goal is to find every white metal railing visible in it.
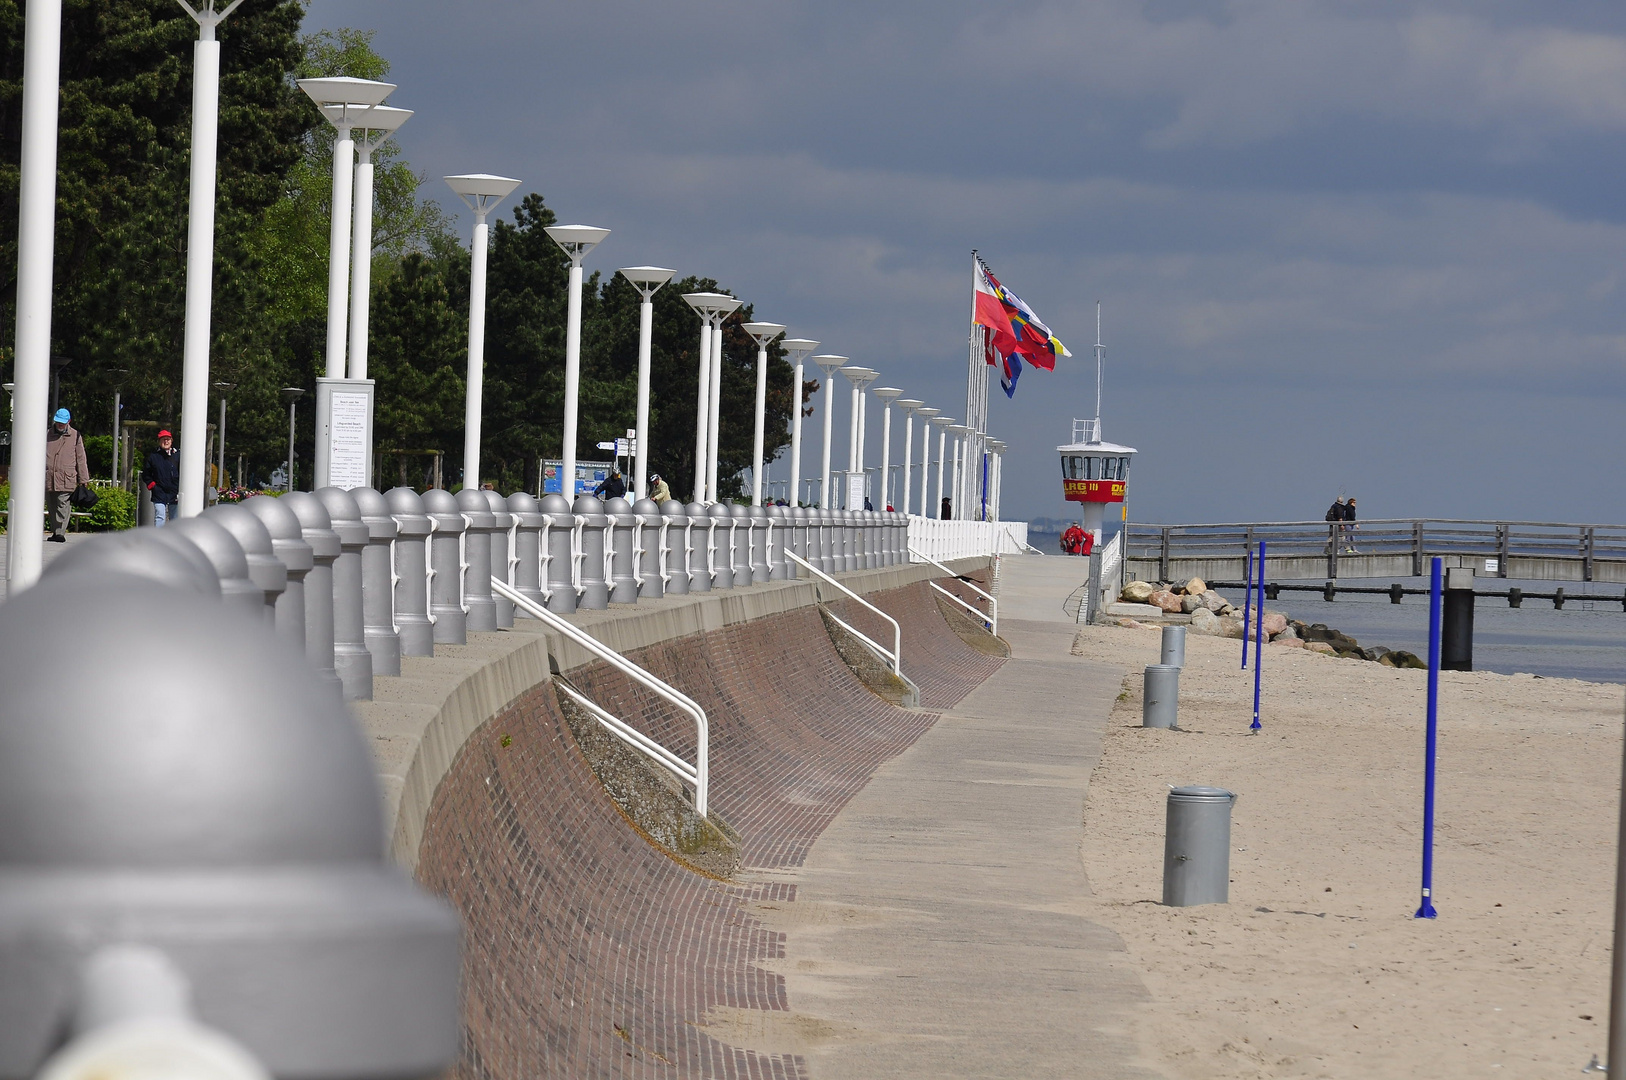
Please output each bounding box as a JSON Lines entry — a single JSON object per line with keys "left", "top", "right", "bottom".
{"left": 909, "top": 547, "right": 997, "bottom": 635}
{"left": 785, "top": 550, "right": 902, "bottom": 677}
{"left": 554, "top": 680, "right": 700, "bottom": 800}
{"left": 492, "top": 577, "right": 711, "bottom": 816}
{"left": 906, "top": 516, "right": 1030, "bottom": 561}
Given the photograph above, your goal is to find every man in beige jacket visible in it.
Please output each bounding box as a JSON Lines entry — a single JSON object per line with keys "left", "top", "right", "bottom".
{"left": 44, "top": 407, "right": 90, "bottom": 542}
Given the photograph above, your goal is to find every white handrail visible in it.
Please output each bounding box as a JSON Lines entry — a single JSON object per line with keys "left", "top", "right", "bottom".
{"left": 492, "top": 576, "right": 711, "bottom": 816}
{"left": 785, "top": 549, "right": 902, "bottom": 677}
{"left": 554, "top": 680, "right": 698, "bottom": 791}
{"left": 908, "top": 547, "right": 998, "bottom": 635}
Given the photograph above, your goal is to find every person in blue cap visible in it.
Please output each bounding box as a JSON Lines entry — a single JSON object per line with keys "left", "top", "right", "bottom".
{"left": 43, "top": 407, "right": 90, "bottom": 542}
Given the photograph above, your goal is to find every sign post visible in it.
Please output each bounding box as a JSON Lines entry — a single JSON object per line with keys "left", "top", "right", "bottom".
{"left": 314, "top": 377, "right": 375, "bottom": 490}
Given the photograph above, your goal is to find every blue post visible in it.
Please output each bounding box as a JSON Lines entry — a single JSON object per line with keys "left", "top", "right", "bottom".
{"left": 1241, "top": 546, "right": 1253, "bottom": 670}
{"left": 1416, "top": 556, "right": 1443, "bottom": 919}
{"left": 1251, "top": 540, "right": 1265, "bottom": 731}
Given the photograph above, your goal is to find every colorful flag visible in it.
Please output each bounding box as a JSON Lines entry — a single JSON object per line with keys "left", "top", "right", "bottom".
{"left": 972, "top": 256, "right": 1070, "bottom": 397}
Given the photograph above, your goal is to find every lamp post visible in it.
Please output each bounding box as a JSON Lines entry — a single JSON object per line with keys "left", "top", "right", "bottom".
{"left": 445, "top": 174, "right": 522, "bottom": 492}
{"left": 839, "top": 366, "right": 876, "bottom": 508}
{"left": 777, "top": 338, "right": 818, "bottom": 506}
{"left": 705, "top": 301, "right": 742, "bottom": 503}
{"left": 110, "top": 369, "right": 129, "bottom": 488}
{"left": 931, "top": 416, "right": 955, "bottom": 518}
{"left": 346, "top": 106, "right": 412, "bottom": 383}
{"left": 281, "top": 387, "right": 305, "bottom": 492}
{"left": 213, "top": 381, "right": 234, "bottom": 494}
{"left": 618, "top": 267, "right": 675, "bottom": 500}
{"left": 894, "top": 398, "right": 921, "bottom": 516}
{"left": 986, "top": 439, "right": 1005, "bottom": 520}
{"left": 543, "top": 225, "right": 611, "bottom": 502}
{"left": 948, "top": 424, "right": 972, "bottom": 520}
{"left": 871, "top": 388, "right": 902, "bottom": 511}
{"left": 681, "top": 292, "right": 739, "bottom": 502}
{"left": 810, "top": 356, "right": 848, "bottom": 508}
{"left": 741, "top": 322, "right": 786, "bottom": 506}
{"left": 174, "top": 0, "right": 245, "bottom": 519}
{"left": 912, "top": 407, "right": 938, "bottom": 516}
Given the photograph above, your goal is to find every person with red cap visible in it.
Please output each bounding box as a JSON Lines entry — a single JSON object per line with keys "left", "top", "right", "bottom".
{"left": 141, "top": 429, "right": 180, "bottom": 526}
{"left": 43, "top": 407, "right": 90, "bottom": 542}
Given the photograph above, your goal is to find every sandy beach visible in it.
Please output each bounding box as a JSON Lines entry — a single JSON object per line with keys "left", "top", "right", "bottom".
{"left": 1072, "top": 622, "right": 1625, "bottom": 1079}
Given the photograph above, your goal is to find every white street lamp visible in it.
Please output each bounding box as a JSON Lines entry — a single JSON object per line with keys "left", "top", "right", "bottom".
{"left": 174, "top": 0, "right": 244, "bottom": 520}
{"left": 298, "top": 77, "right": 395, "bottom": 380}
{"left": 777, "top": 338, "right": 818, "bottom": 506}
{"left": 213, "top": 380, "right": 234, "bottom": 495}
{"left": 741, "top": 321, "right": 785, "bottom": 506}
{"left": 839, "top": 366, "right": 876, "bottom": 508}
{"left": 871, "top": 388, "right": 902, "bottom": 511}
{"left": 810, "top": 356, "right": 848, "bottom": 509}
{"left": 346, "top": 106, "right": 412, "bottom": 382}
{"left": 6, "top": 0, "right": 63, "bottom": 589}
{"left": 544, "top": 225, "right": 611, "bottom": 502}
{"left": 986, "top": 438, "right": 1005, "bottom": 520}
{"left": 682, "top": 292, "right": 740, "bottom": 502}
{"left": 948, "top": 424, "right": 972, "bottom": 521}
{"left": 912, "top": 407, "right": 939, "bottom": 516}
{"left": 445, "top": 174, "right": 522, "bottom": 492}
{"left": 893, "top": 398, "right": 922, "bottom": 516}
{"left": 930, "top": 416, "right": 955, "bottom": 518}
{"left": 618, "top": 267, "right": 675, "bottom": 500}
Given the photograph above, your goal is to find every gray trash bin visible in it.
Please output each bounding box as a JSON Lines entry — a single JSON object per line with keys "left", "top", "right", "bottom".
{"left": 1163, "top": 785, "right": 1238, "bottom": 907}
{"left": 1161, "top": 625, "right": 1186, "bottom": 668}
{"left": 1143, "top": 664, "right": 1180, "bottom": 729}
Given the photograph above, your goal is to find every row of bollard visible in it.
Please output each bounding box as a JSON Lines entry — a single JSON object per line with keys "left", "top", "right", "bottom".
{"left": 45, "top": 487, "right": 911, "bottom": 703}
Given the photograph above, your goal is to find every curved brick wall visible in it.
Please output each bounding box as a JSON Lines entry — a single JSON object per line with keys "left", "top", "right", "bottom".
{"left": 415, "top": 580, "right": 1003, "bottom": 1078}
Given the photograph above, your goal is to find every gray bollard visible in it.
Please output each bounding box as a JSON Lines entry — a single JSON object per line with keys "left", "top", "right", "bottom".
{"left": 201, "top": 503, "right": 287, "bottom": 618}
{"left": 316, "top": 487, "right": 373, "bottom": 701}
{"left": 844, "top": 510, "right": 860, "bottom": 573}
{"left": 1161, "top": 625, "right": 1187, "bottom": 668}
{"left": 768, "top": 505, "right": 789, "bottom": 580}
{"left": 633, "top": 497, "right": 665, "bottom": 599}
{"left": 455, "top": 489, "right": 498, "bottom": 632}
{"left": 483, "top": 489, "right": 515, "bottom": 628}
{"left": 385, "top": 487, "right": 435, "bottom": 656}
{"left": 817, "top": 507, "right": 834, "bottom": 573}
{"left": 43, "top": 530, "right": 220, "bottom": 598}
{"left": 541, "top": 493, "right": 577, "bottom": 614}
{"left": 164, "top": 517, "right": 264, "bottom": 621}
{"left": 788, "top": 506, "right": 807, "bottom": 564}
{"left": 730, "top": 503, "right": 752, "bottom": 587}
{"left": 280, "top": 491, "right": 343, "bottom": 695}
{"left": 573, "top": 494, "right": 610, "bottom": 609}
{"left": 1163, "top": 786, "right": 1238, "bottom": 907}
{"left": 749, "top": 504, "right": 771, "bottom": 583}
{"left": 661, "top": 500, "right": 690, "bottom": 596}
{"left": 507, "top": 492, "right": 545, "bottom": 613}
{"left": 241, "top": 495, "right": 312, "bottom": 654}
{"left": 867, "top": 511, "right": 881, "bottom": 570}
{"left": 702, "top": 503, "right": 729, "bottom": 590}
{"left": 421, "top": 489, "right": 468, "bottom": 644}
{"left": 0, "top": 571, "right": 461, "bottom": 1076}
{"left": 605, "top": 496, "right": 639, "bottom": 604}
{"left": 686, "top": 501, "right": 713, "bottom": 593}
{"left": 1143, "top": 664, "right": 1180, "bottom": 729}
{"left": 351, "top": 487, "right": 402, "bottom": 677}
{"left": 1442, "top": 565, "right": 1475, "bottom": 672}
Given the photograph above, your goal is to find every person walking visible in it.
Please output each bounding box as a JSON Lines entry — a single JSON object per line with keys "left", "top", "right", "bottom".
{"left": 1325, "top": 496, "right": 1344, "bottom": 553}
{"left": 648, "top": 473, "right": 671, "bottom": 504}
{"left": 592, "top": 470, "right": 626, "bottom": 500}
{"left": 44, "top": 408, "right": 90, "bottom": 543}
{"left": 142, "top": 429, "right": 181, "bottom": 527}
{"left": 1342, "top": 497, "right": 1359, "bottom": 553}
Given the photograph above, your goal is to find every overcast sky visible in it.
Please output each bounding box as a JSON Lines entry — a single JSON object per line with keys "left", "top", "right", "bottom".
{"left": 302, "top": 0, "right": 1626, "bottom": 526}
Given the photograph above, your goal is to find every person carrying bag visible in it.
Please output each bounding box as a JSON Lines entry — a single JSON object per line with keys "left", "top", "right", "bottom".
{"left": 44, "top": 408, "right": 92, "bottom": 542}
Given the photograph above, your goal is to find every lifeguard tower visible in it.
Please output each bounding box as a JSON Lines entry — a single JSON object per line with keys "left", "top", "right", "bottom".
{"left": 1057, "top": 418, "right": 1136, "bottom": 546}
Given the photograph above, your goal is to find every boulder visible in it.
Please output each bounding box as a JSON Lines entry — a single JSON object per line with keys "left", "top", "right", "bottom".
{"left": 1218, "top": 616, "right": 1247, "bottom": 639}
{"left": 1180, "top": 593, "right": 1206, "bottom": 614}
{"left": 1387, "top": 649, "right": 1428, "bottom": 670}
{"left": 1364, "top": 646, "right": 1390, "bottom": 662}
{"left": 1274, "top": 624, "right": 1299, "bottom": 640}
{"left": 1307, "top": 641, "right": 1338, "bottom": 656}
{"left": 1121, "top": 581, "right": 1155, "bottom": 603}
{"left": 1148, "top": 589, "right": 1184, "bottom": 614}
{"left": 1261, "top": 611, "right": 1288, "bottom": 637}
{"left": 1189, "top": 608, "right": 1222, "bottom": 635}
{"left": 1201, "top": 591, "right": 1228, "bottom": 612}
{"left": 1273, "top": 637, "right": 1306, "bottom": 649}
{"left": 1216, "top": 603, "right": 1236, "bottom": 616}
{"left": 1184, "top": 576, "right": 1208, "bottom": 595}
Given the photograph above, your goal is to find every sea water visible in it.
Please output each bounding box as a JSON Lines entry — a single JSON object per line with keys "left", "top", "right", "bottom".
{"left": 1208, "top": 577, "right": 1626, "bottom": 685}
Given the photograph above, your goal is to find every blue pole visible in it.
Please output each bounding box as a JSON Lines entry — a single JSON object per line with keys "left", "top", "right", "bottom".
{"left": 1417, "top": 556, "right": 1443, "bottom": 918}
{"left": 1251, "top": 540, "right": 1265, "bottom": 731}
{"left": 1242, "top": 546, "right": 1253, "bottom": 670}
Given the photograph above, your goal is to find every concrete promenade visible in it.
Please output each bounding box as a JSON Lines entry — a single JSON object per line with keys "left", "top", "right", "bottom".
{"left": 740, "top": 555, "right": 1159, "bottom": 1078}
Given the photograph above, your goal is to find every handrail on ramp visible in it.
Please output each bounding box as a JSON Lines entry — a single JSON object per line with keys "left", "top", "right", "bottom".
{"left": 785, "top": 550, "right": 903, "bottom": 678}
{"left": 492, "top": 576, "right": 711, "bottom": 817}
{"left": 908, "top": 548, "right": 998, "bottom": 636}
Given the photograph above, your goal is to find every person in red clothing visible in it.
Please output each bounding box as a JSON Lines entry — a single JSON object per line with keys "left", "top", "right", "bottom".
{"left": 1061, "top": 522, "right": 1085, "bottom": 555}
{"left": 1078, "top": 529, "right": 1095, "bottom": 557}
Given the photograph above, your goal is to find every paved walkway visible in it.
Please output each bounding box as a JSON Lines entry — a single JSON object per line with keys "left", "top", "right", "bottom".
{"left": 1, "top": 532, "right": 92, "bottom": 595}
{"left": 740, "top": 556, "right": 1158, "bottom": 1078}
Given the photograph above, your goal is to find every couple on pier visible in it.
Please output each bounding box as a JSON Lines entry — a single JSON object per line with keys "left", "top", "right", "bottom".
{"left": 1326, "top": 496, "right": 1358, "bottom": 553}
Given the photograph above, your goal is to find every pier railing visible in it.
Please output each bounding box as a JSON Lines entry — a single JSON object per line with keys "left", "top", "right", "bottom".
{"left": 1126, "top": 519, "right": 1626, "bottom": 584}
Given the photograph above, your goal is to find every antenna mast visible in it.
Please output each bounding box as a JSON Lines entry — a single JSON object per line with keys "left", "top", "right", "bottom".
{"left": 1092, "top": 301, "right": 1104, "bottom": 443}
